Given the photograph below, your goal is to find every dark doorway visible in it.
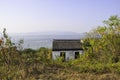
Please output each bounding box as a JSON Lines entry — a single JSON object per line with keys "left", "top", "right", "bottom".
{"left": 60, "top": 52, "right": 65, "bottom": 61}
{"left": 75, "top": 52, "right": 79, "bottom": 59}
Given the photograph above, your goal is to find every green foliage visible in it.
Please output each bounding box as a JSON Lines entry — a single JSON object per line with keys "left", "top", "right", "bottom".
{"left": 68, "top": 15, "right": 120, "bottom": 74}
{"left": 0, "top": 29, "right": 53, "bottom": 79}
{"left": 82, "top": 15, "right": 120, "bottom": 63}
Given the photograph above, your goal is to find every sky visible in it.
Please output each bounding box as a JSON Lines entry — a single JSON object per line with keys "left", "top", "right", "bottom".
{"left": 0, "top": 0, "right": 120, "bottom": 33}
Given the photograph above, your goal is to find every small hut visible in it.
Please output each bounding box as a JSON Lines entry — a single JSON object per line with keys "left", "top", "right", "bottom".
{"left": 52, "top": 39, "right": 83, "bottom": 61}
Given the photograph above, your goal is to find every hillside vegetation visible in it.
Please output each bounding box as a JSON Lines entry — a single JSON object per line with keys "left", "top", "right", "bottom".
{"left": 0, "top": 15, "right": 120, "bottom": 80}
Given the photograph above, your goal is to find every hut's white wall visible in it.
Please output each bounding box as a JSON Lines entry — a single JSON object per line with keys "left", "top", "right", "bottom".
{"left": 65, "top": 51, "right": 74, "bottom": 61}
{"left": 52, "top": 50, "right": 84, "bottom": 61}
{"left": 52, "top": 51, "right": 60, "bottom": 60}
{"left": 79, "top": 50, "right": 84, "bottom": 54}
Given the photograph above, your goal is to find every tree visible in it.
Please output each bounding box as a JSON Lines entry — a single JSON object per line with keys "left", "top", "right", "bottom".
{"left": 82, "top": 15, "right": 120, "bottom": 63}
{"left": 0, "top": 28, "right": 21, "bottom": 67}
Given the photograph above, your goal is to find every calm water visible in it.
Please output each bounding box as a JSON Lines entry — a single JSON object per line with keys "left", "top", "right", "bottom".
{"left": 11, "top": 34, "right": 85, "bottom": 49}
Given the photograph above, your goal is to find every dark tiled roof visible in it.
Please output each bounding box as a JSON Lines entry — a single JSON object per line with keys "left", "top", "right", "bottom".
{"left": 52, "top": 39, "right": 83, "bottom": 51}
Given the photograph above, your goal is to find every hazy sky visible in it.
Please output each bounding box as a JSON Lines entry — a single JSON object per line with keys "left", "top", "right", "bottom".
{"left": 0, "top": 0, "right": 120, "bottom": 33}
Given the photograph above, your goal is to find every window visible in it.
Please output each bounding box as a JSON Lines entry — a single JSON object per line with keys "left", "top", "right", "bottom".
{"left": 75, "top": 52, "right": 79, "bottom": 59}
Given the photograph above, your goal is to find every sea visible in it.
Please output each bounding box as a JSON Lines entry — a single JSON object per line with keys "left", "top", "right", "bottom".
{"left": 10, "top": 34, "right": 85, "bottom": 50}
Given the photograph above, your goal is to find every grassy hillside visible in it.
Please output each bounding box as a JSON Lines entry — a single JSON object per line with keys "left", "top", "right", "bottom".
{"left": 1, "top": 15, "right": 120, "bottom": 80}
